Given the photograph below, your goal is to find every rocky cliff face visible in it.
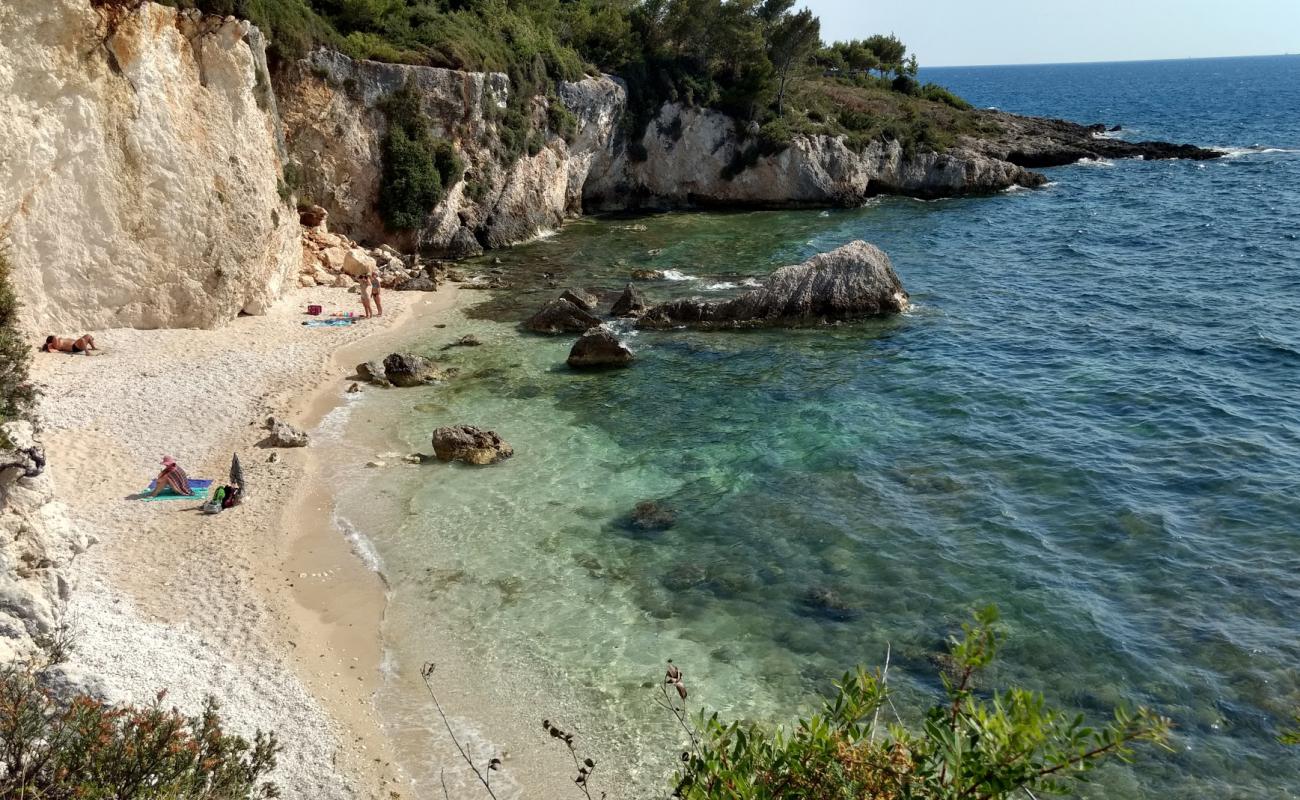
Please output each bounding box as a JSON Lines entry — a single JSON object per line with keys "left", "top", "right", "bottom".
{"left": 0, "top": 0, "right": 299, "bottom": 331}
{"left": 276, "top": 50, "right": 626, "bottom": 257}
{"left": 0, "top": 421, "right": 88, "bottom": 666}
{"left": 585, "top": 104, "right": 1045, "bottom": 209}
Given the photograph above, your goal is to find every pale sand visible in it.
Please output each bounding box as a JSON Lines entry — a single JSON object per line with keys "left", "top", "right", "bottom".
{"left": 30, "top": 285, "right": 459, "bottom": 799}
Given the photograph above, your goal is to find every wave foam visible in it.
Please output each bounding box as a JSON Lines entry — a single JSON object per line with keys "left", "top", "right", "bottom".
{"left": 661, "top": 269, "right": 697, "bottom": 281}
{"left": 1076, "top": 157, "right": 1115, "bottom": 168}
{"left": 333, "top": 510, "right": 384, "bottom": 574}
{"left": 1220, "top": 146, "right": 1300, "bottom": 159}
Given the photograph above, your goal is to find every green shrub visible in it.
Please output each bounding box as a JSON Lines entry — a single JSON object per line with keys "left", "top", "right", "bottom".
{"left": 921, "top": 82, "right": 974, "bottom": 110}
{"left": 669, "top": 607, "right": 1171, "bottom": 800}
{"left": 377, "top": 81, "right": 461, "bottom": 230}
{"left": 546, "top": 99, "right": 578, "bottom": 144}
{"left": 0, "top": 664, "right": 280, "bottom": 799}
{"left": 0, "top": 244, "right": 33, "bottom": 422}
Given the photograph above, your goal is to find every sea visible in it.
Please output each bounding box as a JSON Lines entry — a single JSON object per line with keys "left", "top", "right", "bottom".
{"left": 313, "top": 55, "right": 1300, "bottom": 798}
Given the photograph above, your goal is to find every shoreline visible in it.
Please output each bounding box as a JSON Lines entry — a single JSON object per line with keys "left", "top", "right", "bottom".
{"left": 31, "top": 283, "right": 460, "bottom": 798}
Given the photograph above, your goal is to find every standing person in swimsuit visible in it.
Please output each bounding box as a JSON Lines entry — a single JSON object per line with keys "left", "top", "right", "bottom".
{"left": 368, "top": 265, "right": 383, "bottom": 317}
{"left": 40, "top": 334, "right": 97, "bottom": 354}
{"left": 355, "top": 264, "right": 383, "bottom": 318}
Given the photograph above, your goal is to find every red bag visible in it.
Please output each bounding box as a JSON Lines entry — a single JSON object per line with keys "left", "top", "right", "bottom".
{"left": 306, "top": 304, "right": 323, "bottom": 316}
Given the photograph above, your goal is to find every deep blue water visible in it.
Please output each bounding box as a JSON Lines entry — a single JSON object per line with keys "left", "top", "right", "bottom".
{"left": 336, "top": 56, "right": 1300, "bottom": 798}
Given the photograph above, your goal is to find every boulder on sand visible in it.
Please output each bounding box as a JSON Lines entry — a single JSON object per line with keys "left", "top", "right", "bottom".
{"left": 567, "top": 329, "right": 634, "bottom": 369}
{"left": 610, "top": 283, "right": 648, "bottom": 318}
{"left": 262, "top": 417, "right": 309, "bottom": 448}
{"left": 431, "top": 425, "right": 514, "bottom": 465}
{"left": 524, "top": 297, "right": 603, "bottom": 334}
{"left": 343, "top": 249, "right": 377, "bottom": 277}
{"left": 637, "top": 241, "right": 908, "bottom": 330}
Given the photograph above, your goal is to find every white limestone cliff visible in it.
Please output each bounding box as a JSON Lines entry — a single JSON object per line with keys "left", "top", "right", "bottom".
{"left": 0, "top": 0, "right": 300, "bottom": 331}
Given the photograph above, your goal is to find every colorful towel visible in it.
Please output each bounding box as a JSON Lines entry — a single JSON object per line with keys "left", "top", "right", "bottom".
{"left": 140, "top": 478, "right": 212, "bottom": 501}
{"left": 304, "top": 318, "right": 356, "bottom": 328}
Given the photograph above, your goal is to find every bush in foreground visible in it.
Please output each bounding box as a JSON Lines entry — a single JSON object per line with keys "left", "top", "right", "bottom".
{"left": 0, "top": 664, "right": 280, "bottom": 800}
{"left": 665, "top": 607, "right": 1171, "bottom": 799}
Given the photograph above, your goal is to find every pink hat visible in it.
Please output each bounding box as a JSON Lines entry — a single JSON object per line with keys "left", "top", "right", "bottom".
{"left": 161, "top": 455, "right": 176, "bottom": 467}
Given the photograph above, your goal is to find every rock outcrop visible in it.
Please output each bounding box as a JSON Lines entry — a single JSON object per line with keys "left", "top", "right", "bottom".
{"left": 969, "top": 112, "right": 1223, "bottom": 168}
{"left": 355, "top": 353, "right": 444, "bottom": 386}
{"left": 382, "top": 353, "right": 443, "bottom": 387}
{"left": 567, "top": 329, "right": 634, "bottom": 368}
{"left": 524, "top": 298, "right": 603, "bottom": 334}
{"left": 639, "top": 241, "right": 908, "bottom": 330}
{"left": 276, "top": 50, "right": 626, "bottom": 256}
{"left": 584, "top": 104, "right": 1045, "bottom": 209}
{"left": 431, "top": 425, "right": 513, "bottom": 465}
{"left": 610, "top": 284, "right": 648, "bottom": 317}
{"left": 0, "top": 0, "right": 301, "bottom": 330}
{"left": 0, "top": 421, "right": 88, "bottom": 664}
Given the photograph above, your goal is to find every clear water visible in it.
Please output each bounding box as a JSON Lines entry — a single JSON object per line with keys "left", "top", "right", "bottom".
{"left": 326, "top": 56, "right": 1300, "bottom": 798}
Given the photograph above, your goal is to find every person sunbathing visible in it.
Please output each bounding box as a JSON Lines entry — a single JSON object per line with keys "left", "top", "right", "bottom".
{"left": 148, "top": 456, "right": 193, "bottom": 497}
{"left": 40, "top": 334, "right": 97, "bottom": 354}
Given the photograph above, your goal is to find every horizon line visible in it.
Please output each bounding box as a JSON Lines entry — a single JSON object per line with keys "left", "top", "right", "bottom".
{"left": 923, "top": 52, "right": 1298, "bottom": 70}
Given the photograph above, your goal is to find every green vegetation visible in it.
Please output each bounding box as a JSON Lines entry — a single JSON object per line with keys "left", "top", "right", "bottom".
{"left": 159, "top": 0, "right": 980, "bottom": 161}
{"left": 0, "top": 243, "right": 33, "bottom": 423}
{"left": 666, "top": 607, "right": 1172, "bottom": 800}
{"left": 0, "top": 663, "right": 280, "bottom": 799}
{"left": 377, "top": 80, "right": 463, "bottom": 231}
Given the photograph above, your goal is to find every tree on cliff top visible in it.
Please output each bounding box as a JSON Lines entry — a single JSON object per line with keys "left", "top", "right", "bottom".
{"left": 767, "top": 7, "right": 820, "bottom": 115}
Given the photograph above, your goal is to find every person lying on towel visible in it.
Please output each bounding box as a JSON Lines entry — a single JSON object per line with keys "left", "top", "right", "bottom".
{"left": 148, "top": 455, "right": 193, "bottom": 497}
{"left": 40, "top": 334, "right": 98, "bottom": 354}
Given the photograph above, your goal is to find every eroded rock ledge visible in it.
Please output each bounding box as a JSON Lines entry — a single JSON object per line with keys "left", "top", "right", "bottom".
{"left": 638, "top": 240, "right": 909, "bottom": 330}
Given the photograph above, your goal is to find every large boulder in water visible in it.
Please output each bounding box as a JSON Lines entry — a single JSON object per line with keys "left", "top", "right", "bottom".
{"left": 383, "top": 353, "right": 444, "bottom": 387}
{"left": 610, "top": 284, "right": 648, "bottom": 318}
{"left": 567, "top": 329, "right": 634, "bottom": 369}
{"left": 524, "top": 297, "right": 603, "bottom": 334}
{"left": 431, "top": 425, "right": 514, "bottom": 465}
{"left": 559, "top": 288, "right": 599, "bottom": 311}
{"left": 637, "top": 241, "right": 908, "bottom": 330}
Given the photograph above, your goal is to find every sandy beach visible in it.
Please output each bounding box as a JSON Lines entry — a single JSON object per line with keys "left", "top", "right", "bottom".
{"left": 30, "top": 284, "right": 460, "bottom": 799}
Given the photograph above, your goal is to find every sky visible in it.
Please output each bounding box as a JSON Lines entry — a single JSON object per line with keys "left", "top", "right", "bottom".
{"left": 801, "top": 0, "right": 1300, "bottom": 67}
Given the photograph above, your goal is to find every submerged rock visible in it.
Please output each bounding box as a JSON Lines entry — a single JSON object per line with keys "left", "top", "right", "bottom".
{"left": 610, "top": 284, "right": 648, "bottom": 318}
{"left": 638, "top": 241, "right": 908, "bottom": 330}
{"left": 431, "top": 425, "right": 514, "bottom": 465}
{"left": 567, "top": 329, "right": 634, "bottom": 369}
{"left": 630, "top": 269, "right": 665, "bottom": 281}
{"left": 524, "top": 297, "right": 603, "bottom": 334}
{"left": 799, "top": 586, "right": 863, "bottom": 622}
{"left": 624, "top": 500, "right": 676, "bottom": 532}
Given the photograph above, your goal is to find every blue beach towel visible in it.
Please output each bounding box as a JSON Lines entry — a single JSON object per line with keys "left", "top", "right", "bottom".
{"left": 304, "top": 318, "right": 356, "bottom": 328}
{"left": 140, "top": 478, "right": 212, "bottom": 501}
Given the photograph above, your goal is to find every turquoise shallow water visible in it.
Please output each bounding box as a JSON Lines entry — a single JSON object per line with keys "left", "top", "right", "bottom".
{"left": 327, "top": 56, "right": 1300, "bottom": 798}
